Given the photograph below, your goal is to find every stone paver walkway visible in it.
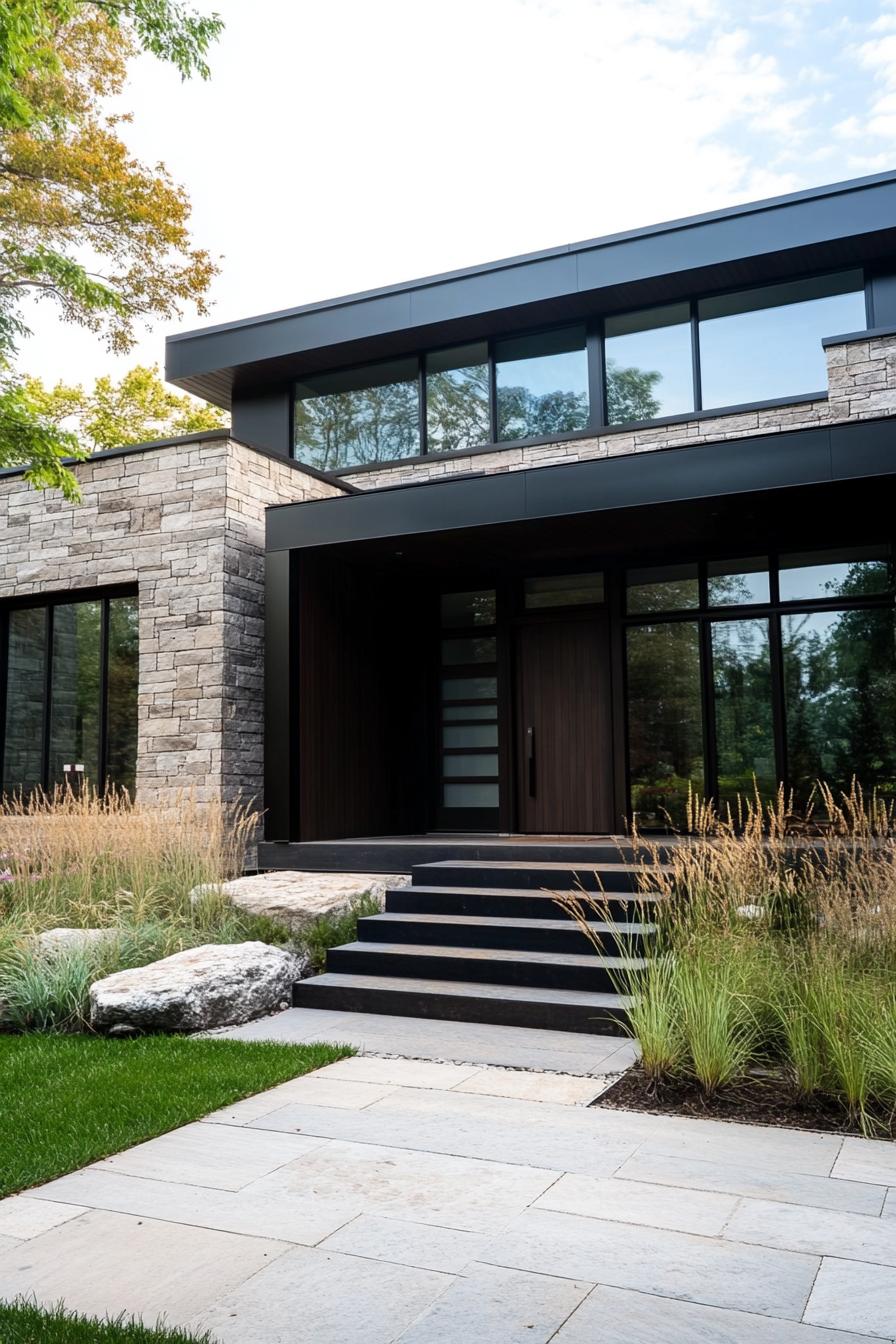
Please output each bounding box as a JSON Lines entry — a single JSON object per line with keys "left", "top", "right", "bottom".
{"left": 1, "top": 1023, "right": 895, "bottom": 1341}
{"left": 212, "top": 1006, "right": 641, "bottom": 1075}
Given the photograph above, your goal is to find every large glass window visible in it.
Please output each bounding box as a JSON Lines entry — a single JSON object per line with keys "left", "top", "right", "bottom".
{"left": 1, "top": 593, "right": 139, "bottom": 797}
{"left": 783, "top": 607, "right": 896, "bottom": 806}
{"left": 624, "top": 547, "right": 895, "bottom": 824}
{"left": 605, "top": 303, "right": 693, "bottom": 424}
{"left": 2, "top": 607, "right": 47, "bottom": 794}
{"left": 495, "top": 327, "right": 589, "bottom": 442}
{"left": 712, "top": 618, "right": 776, "bottom": 805}
{"left": 49, "top": 600, "right": 102, "bottom": 788}
{"left": 106, "top": 594, "right": 139, "bottom": 794}
{"left": 426, "top": 344, "right": 490, "bottom": 454}
{"left": 698, "top": 271, "right": 865, "bottom": 410}
{"left": 294, "top": 358, "right": 419, "bottom": 470}
{"left": 626, "top": 622, "right": 704, "bottom": 829}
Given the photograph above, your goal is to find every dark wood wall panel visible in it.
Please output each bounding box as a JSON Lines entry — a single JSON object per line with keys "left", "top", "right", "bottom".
{"left": 296, "top": 552, "right": 429, "bottom": 841}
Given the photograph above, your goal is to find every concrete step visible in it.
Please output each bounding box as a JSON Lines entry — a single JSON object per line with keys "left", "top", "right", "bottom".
{"left": 386, "top": 883, "right": 662, "bottom": 921}
{"left": 412, "top": 859, "right": 666, "bottom": 893}
{"left": 357, "top": 910, "right": 654, "bottom": 955}
{"left": 327, "top": 940, "right": 642, "bottom": 994}
{"left": 292, "top": 972, "right": 632, "bottom": 1035}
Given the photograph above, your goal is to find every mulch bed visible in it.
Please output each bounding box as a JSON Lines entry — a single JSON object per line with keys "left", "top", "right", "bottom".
{"left": 597, "top": 1064, "right": 896, "bottom": 1139}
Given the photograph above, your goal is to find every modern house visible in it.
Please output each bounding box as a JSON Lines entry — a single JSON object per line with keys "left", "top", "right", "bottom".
{"left": 2, "top": 172, "right": 896, "bottom": 1026}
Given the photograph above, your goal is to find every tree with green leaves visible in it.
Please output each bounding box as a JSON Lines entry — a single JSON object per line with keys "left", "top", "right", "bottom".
{"left": 22, "top": 363, "right": 227, "bottom": 453}
{"left": 0, "top": 0, "right": 223, "bottom": 498}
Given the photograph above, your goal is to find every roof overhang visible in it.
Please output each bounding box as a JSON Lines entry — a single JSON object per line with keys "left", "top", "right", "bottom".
{"left": 168, "top": 172, "right": 896, "bottom": 411}
{"left": 265, "top": 417, "right": 896, "bottom": 556}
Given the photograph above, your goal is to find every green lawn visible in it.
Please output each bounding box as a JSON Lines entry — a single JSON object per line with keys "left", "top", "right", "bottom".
{"left": 0, "top": 1034, "right": 352, "bottom": 1197}
{"left": 0, "top": 1299, "right": 212, "bottom": 1342}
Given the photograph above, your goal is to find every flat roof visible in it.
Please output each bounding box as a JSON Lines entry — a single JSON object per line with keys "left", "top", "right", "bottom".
{"left": 167, "top": 171, "right": 896, "bottom": 409}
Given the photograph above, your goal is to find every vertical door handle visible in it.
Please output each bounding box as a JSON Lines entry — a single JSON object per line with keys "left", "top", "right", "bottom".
{"left": 526, "top": 725, "right": 536, "bottom": 797}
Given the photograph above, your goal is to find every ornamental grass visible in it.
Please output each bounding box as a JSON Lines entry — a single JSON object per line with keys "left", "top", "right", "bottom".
{"left": 557, "top": 783, "right": 896, "bottom": 1134}
{"left": 0, "top": 787, "right": 290, "bottom": 1031}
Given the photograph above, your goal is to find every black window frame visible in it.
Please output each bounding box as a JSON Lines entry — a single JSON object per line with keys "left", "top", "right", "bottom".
{"left": 621, "top": 546, "right": 896, "bottom": 824}
{"left": 0, "top": 585, "right": 139, "bottom": 798}
{"left": 294, "top": 268, "right": 871, "bottom": 474}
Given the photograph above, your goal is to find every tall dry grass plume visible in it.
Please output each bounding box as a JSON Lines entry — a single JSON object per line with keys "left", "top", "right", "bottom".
{"left": 0, "top": 788, "right": 271, "bottom": 1031}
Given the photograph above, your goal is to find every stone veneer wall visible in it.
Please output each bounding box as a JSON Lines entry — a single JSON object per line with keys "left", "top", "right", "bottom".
{"left": 340, "top": 332, "right": 896, "bottom": 491}
{"left": 0, "top": 435, "right": 347, "bottom": 804}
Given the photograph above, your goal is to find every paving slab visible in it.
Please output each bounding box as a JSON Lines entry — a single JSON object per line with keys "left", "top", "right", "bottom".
{"left": 30, "top": 1165, "right": 363, "bottom": 1246}
{"left": 0, "top": 1209, "right": 290, "bottom": 1324}
{"left": 187, "top": 1244, "right": 451, "bottom": 1344}
{"left": 319, "top": 1213, "right": 487, "bottom": 1272}
{"left": 725, "top": 1197, "right": 896, "bottom": 1266}
{"left": 534, "top": 1172, "right": 739, "bottom": 1236}
{"left": 0, "top": 1195, "right": 87, "bottom": 1240}
{"left": 553, "top": 1283, "right": 883, "bottom": 1342}
{"left": 321, "top": 1055, "right": 481, "bottom": 1089}
{"left": 804, "top": 1257, "right": 896, "bottom": 1338}
{"left": 615, "top": 1149, "right": 887, "bottom": 1215}
{"left": 455, "top": 1067, "right": 611, "bottom": 1105}
{"left": 832, "top": 1136, "right": 896, "bottom": 1187}
{"left": 396, "top": 1261, "right": 592, "bottom": 1342}
{"left": 245, "top": 1138, "right": 558, "bottom": 1234}
{"left": 93, "top": 1118, "right": 323, "bottom": 1190}
{"left": 215, "top": 1006, "right": 631, "bottom": 1073}
{"left": 481, "top": 1206, "right": 820, "bottom": 1319}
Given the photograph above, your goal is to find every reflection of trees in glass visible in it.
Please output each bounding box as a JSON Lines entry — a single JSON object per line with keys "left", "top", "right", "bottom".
{"left": 427, "top": 365, "right": 489, "bottom": 453}
{"left": 2, "top": 608, "right": 46, "bottom": 793}
{"left": 295, "top": 381, "right": 419, "bottom": 470}
{"left": 605, "top": 360, "right": 662, "bottom": 425}
{"left": 497, "top": 386, "right": 588, "bottom": 441}
{"left": 627, "top": 622, "right": 704, "bottom": 829}
{"left": 50, "top": 601, "right": 102, "bottom": 786}
{"left": 783, "top": 605, "right": 896, "bottom": 806}
{"left": 823, "top": 558, "right": 892, "bottom": 600}
{"left": 712, "top": 619, "right": 775, "bottom": 804}
{"left": 107, "top": 596, "right": 139, "bottom": 794}
{"left": 627, "top": 576, "right": 698, "bottom": 615}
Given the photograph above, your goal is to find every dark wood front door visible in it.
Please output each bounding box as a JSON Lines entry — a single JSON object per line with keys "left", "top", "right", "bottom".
{"left": 513, "top": 616, "right": 613, "bottom": 833}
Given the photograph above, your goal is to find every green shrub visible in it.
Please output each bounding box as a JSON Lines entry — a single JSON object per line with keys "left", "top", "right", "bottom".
{"left": 300, "top": 892, "right": 382, "bottom": 973}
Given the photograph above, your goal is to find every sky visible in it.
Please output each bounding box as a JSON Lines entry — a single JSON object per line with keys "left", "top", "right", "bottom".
{"left": 18, "top": 0, "right": 896, "bottom": 393}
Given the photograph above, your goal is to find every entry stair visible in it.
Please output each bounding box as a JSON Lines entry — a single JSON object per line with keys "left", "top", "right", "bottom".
{"left": 292, "top": 851, "right": 665, "bottom": 1034}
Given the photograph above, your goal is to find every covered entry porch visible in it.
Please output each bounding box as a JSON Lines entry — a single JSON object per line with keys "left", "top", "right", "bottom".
{"left": 261, "top": 420, "right": 896, "bottom": 870}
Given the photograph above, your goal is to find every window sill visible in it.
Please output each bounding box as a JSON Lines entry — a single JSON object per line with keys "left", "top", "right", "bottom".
{"left": 325, "top": 391, "right": 828, "bottom": 477}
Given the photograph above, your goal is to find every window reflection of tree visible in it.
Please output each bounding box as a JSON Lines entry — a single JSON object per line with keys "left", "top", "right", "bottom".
{"left": 497, "top": 386, "right": 589, "bottom": 441}
{"left": 295, "top": 382, "right": 419, "bottom": 470}
{"left": 428, "top": 365, "right": 490, "bottom": 454}
{"left": 604, "top": 360, "right": 662, "bottom": 425}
